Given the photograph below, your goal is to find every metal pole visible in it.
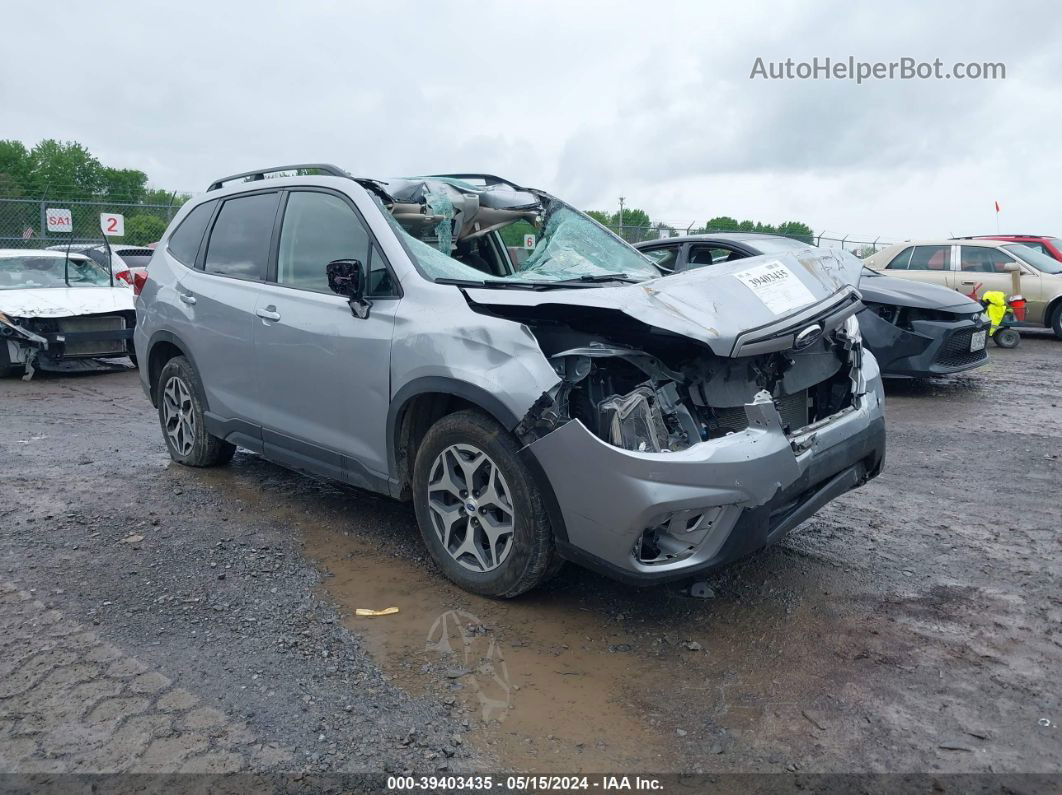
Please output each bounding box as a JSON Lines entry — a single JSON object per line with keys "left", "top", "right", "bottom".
{"left": 618, "top": 196, "right": 625, "bottom": 236}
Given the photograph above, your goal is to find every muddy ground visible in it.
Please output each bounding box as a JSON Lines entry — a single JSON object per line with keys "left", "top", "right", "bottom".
{"left": 1, "top": 334, "right": 1060, "bottom": 777}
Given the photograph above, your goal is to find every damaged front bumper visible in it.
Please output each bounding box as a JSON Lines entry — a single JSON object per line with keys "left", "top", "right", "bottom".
{"left": 525, "top": 351, "right": 886, "bottom": 584}
{"left": 0, "top": 311, "right": 135, "bottom": 378}
{"left": 858, "top": 306, "right": 989, "bottom": 377}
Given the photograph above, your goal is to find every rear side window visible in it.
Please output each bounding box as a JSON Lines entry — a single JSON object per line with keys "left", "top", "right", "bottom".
{"left": 884, "top": 247, "right": 913, "bottom": 270}
{"left": 908, "top": 245, "right": 950, "bottom": 271}
{"left": 167, "top": 200, "right": 217, "bottom": 266}
{"left": 204, "top": 193, "right": 280, "bottom": 280}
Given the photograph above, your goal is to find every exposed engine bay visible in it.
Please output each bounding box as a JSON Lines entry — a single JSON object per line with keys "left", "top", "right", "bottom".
{"left": 479, "top": 301, "right": 863, "bottom": 454}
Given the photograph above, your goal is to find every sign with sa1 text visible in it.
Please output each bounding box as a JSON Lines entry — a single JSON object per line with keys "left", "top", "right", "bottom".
{"left": 523, "top": 234, "right": 536, "bottom": 249}
{"left": 46, "top": 208, "right": 73, "bottom": 232}
{"left": 100, "top": 212, "right": 125, "bottom": 237}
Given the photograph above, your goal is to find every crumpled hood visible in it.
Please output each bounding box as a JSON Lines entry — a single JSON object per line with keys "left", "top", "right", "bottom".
{"left": 858, "top": 273, "right": 981, "bottom": 313}
{"left": 465, "top": 248, "right": 862, "bottom": 355}
{"left": 0, "top": 287, "right": 135, "bottom": 319}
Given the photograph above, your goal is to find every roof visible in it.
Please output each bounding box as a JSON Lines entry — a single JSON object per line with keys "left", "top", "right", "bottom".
{"left": 879, "top": 239, "right": 1014, "bottom": 250}
{"left": 957, "top": 234, "right": 1056, "bottom": 240}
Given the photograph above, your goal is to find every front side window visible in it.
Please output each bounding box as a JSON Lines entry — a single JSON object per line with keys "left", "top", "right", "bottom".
{"left": 1003, "top": 243, "right": 1062, "bottom": 275}
{"left": 168, "top": 200, "right": 217, "bottom": 266}
{"left": 641, "top": 247, "right": 679, "bottom": 271}
{"left": 277, "top": 191, "right": 372, "bottom": 293}
{"left": 960, "top": 246, "right": 1016, "bottom": 273}
{"left": 688, "top": 246, "right": 745, "bottom": 267}
{"left": 907, "top": 245, "right": 950, "bottom": 271}
{"left": 203, "top": 193, "right": 280, "bottom": 280}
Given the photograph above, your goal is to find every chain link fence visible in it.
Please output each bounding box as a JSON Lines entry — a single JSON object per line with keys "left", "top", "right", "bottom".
{"left": 0, "top": 198, "right": 184, "bottom": 250}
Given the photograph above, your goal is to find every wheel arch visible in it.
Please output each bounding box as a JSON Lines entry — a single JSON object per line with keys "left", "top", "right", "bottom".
{"left": 146, "top": 332, "right": 203, "bottom": 408}
{"left": 387, "top": 377, "right": 521, "bottom": 501}
{"left": 1045, "top": 295, "right": 1062, "bottom": 330}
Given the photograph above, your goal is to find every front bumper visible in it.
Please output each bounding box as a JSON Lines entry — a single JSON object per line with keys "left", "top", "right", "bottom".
{"left": 525, "top": 351, "right": 887, "bottom": 584}
{"left": 858, "top": 308, "right": 988, "bottom": 377}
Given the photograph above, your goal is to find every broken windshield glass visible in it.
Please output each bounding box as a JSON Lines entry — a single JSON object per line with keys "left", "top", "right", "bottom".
{"left": 377, "top": 180, "right": 661, "bottom": 287}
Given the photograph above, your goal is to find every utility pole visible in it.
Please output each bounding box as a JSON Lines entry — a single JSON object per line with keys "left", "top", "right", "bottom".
{"left": 618, "top": 196, "right": 625, "bottom": 233}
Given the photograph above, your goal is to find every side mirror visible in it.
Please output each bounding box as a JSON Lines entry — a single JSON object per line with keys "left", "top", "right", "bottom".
{"left": 1002, "top": 262, "right": 1019, "bottom": 273}
{"left": 326, "top": 259, "right": 372, "bottom": 319}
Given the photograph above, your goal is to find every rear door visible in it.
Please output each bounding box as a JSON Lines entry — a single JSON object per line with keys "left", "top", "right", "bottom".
{"left": 252, "top": 188, "right": 400, "bottom": 484}
{"left": 176, "top": 190, "right": 280, "bottom": 434}
{"left": 880, "top": 244, "right": 954, "bottom": 289}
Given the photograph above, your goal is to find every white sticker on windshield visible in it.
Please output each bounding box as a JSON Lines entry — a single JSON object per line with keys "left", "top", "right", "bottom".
{"left": 732, "top": 260, "right": 817, "bottom": 315}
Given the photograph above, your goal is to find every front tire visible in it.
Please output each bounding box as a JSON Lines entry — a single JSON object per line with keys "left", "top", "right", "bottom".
{"left": 1051, "top": 304, "right": 1062, "bottom": 340}
{"left": 156, "top": 356, "right": 236, "bottom": 467}
{"left": 413, "top": 409, "right": 562, "bottom": 598}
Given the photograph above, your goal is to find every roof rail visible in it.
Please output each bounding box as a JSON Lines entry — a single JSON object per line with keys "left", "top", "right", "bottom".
{"left": 207, "top": 163, "right": 351, "bottom": 191}
{"left": 426, "top": 173, "right": 523, "bottom": 190}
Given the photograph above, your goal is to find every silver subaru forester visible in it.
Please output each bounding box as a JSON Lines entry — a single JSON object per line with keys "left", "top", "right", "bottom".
{"left": 134, "top": 165, "right": 885, "bottom": 597}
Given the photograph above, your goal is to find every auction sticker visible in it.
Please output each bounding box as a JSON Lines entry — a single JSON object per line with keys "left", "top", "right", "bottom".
{"left": 732, "top": 260, "right": 817, "bottom": 315}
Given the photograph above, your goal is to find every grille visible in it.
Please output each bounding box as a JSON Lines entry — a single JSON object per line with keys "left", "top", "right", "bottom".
{"left": 56, "top": 315, "right": 127, "bottom": 357}
{"left": 713, "top": 390, "right": 810, "bottom": 436}
{"left": 935, "top": 329, "right": 988, "bottom": 369}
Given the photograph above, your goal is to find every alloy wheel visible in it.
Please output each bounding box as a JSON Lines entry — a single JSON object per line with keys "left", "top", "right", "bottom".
{"left": 162, "top": 375, "right": 196, "bottom": 456}
{"left": 427, "top": 443, "right": 516, "bottom": 572}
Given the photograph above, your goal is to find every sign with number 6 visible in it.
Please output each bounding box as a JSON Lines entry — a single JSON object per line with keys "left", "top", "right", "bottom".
{"left": 523, "top": 234, "right": 536, "bottom": 249}
{"left": 100, "top": 212, "right": 125, "bottom": 237}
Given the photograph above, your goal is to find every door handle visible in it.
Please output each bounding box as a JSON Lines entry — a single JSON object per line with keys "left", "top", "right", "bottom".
{"left": 960, "top": 280, "right": 978, "bottom": 285}
{"left": 256, "top": 306, "right": 281, "bottom": 322}
{"left": 179, "top": 293, "right": 196, "bottom": 305}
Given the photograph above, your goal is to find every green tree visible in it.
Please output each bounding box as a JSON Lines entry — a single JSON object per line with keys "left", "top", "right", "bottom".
{"left": 612, "top": 208, "right": 651, "bottom": 230}
{"left": 705, "top": 216, "right": 740, "bottom": 232}
{"left": 142, "top": 188, "right": 190, "bottom": 208}
{"left": 776, "top": 221, "right": 815, "bottom": 243}
{"left": 0, "top": 140, "right": 31, "bottom": 197}
{"left": 101, "top": 167, "right": 148, "bottom": 203}
{"left": 121, "top": 214, "right": 168, "bottom": 246}
{"left": 25, "top": 139, "right": 104, "bottom": 199}
{"left": 585, "top": 210, "right": 613, "bottom": 227}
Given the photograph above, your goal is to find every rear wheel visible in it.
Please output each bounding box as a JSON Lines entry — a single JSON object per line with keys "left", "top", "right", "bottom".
{"left": 412, "top": 409, "right": 562, "bottom": 598}
{"left": 993, "top": 328, "right": 1020, "bottom": 348}
{"left": 156, "top": 356, "right": 235, "bottom": 466}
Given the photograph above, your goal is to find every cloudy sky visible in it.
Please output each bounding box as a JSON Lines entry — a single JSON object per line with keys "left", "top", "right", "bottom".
{"left": 2, "top": 0, "right": 1059, "bottom": 244}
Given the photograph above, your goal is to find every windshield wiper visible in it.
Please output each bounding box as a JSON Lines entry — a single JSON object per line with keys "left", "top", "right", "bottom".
{"left": 434, "top": 277, "right": 563, "bottom": 291}
{"left": 551, "top": 273, "right": 641, "bottom": 284}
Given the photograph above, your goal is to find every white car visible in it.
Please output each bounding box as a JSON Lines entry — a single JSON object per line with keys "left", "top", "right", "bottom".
{"left": 45, "top": 242, "right": 135, "bottom": 284}
{"left": 0, "top": 249, "right": 137, "bottom": 379}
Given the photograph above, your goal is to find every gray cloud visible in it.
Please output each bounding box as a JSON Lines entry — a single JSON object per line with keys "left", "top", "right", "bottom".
{"left": 1, "top": 0, "right": 1059, "bottom": 238}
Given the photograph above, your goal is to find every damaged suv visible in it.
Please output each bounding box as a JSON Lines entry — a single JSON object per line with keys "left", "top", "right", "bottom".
{"left": 135, "top": 165, "right": 885, "bottom": 597}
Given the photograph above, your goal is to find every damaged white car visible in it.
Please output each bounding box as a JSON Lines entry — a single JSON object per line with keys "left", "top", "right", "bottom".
{"left": 135, "top": 165, "right": 886, "bottom": 597}
{"left": 0, "top": 249, "right": 137, "bottom": 379}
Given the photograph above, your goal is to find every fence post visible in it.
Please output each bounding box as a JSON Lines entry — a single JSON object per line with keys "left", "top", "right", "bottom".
{"left": 38, "top": 200, "right": 46, "bottom": 241}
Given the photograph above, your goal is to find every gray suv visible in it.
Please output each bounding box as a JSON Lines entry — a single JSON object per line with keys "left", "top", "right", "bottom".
{"left": 135, "top": 165, "right": 886, "bottom": 597}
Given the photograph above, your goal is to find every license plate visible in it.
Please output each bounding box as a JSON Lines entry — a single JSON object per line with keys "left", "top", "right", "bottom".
{"left": 970, "top": 330, "right": 987, "bottom": 351}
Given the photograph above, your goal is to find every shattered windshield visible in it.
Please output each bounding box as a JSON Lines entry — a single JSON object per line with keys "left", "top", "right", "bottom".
{"left": 378, "top": 179, "right": 661, "bottom": 287}
{"left": 0, "top": 255, "right": 112, "bottom": 290}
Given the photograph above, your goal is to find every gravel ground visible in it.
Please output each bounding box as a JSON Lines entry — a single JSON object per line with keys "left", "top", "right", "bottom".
{"left": 0, "top": 334, "right": 1060, "bottom": 777}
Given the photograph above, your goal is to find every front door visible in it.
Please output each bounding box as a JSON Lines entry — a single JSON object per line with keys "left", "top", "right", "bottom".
{"left": 955, "top": 246, "right": 1045, "bottom": 322}
{"left": 253, "top": 189, "right": 400, "bottom": 486}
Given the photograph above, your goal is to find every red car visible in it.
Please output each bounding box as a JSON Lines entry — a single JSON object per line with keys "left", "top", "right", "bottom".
{"left": 956, "top": 235, "right": 1062, "bottom": 262}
